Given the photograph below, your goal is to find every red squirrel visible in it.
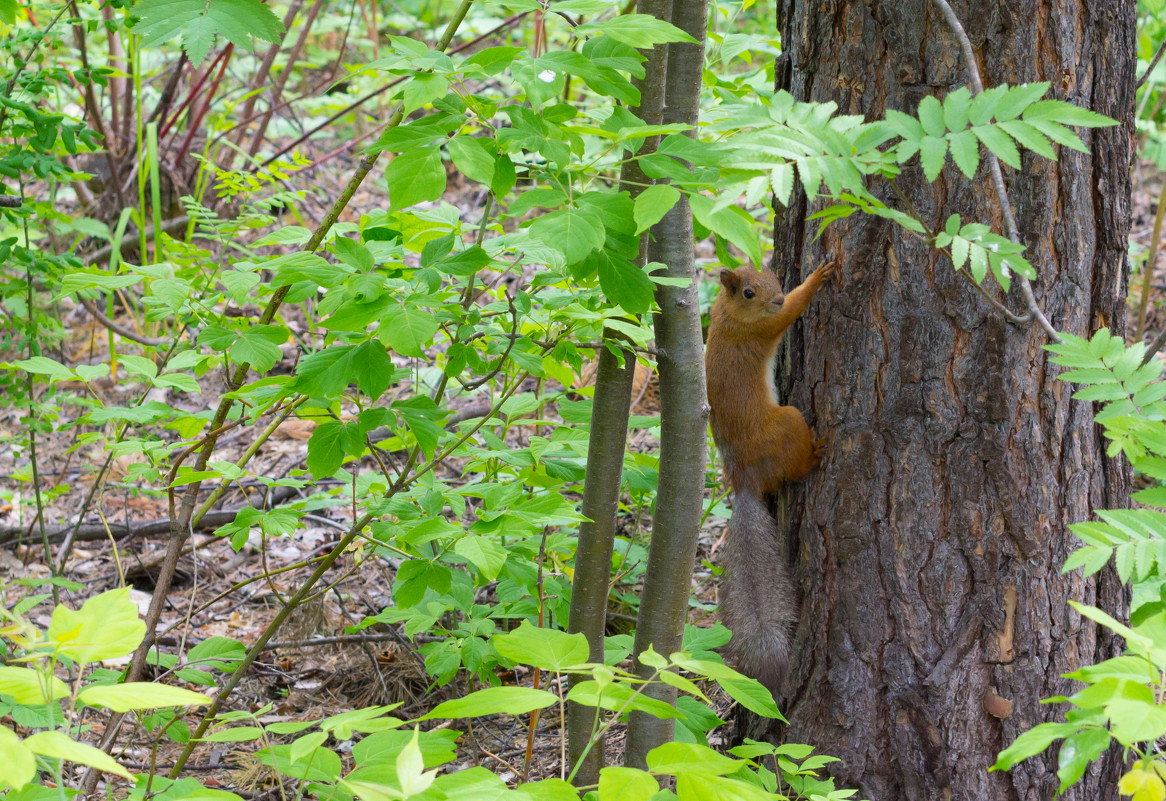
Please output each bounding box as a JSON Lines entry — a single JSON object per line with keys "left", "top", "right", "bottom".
{"left": 705, "top": 260, "right": 837, "bottom": 695}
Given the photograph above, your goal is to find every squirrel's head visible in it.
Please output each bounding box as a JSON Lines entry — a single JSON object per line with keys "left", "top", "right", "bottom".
{"left": 717, "top": 267, "right": 784, "bottom": 320}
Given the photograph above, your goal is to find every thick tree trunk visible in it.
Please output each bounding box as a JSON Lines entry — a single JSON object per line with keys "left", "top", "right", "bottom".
{"left": 766, "top": 2, "right": 1133, "bottom": 799}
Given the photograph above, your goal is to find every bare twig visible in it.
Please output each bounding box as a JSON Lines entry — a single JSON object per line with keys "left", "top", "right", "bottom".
{"left": 0, "top": 194, "right": 22, "bottom": 207}
{"left": 929, "top": 0, "right": 1061, "bottom": 344}
{"left": 1138, "top": 36, "right": 1166, "bottom": 90}
{"left": 78, "top": 296, "right": 168, "bottom": 346}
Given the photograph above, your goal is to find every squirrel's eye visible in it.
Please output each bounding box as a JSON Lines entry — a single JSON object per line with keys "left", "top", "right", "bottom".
{"left": 743, "top": 289, "right": 755, "bottom": 299}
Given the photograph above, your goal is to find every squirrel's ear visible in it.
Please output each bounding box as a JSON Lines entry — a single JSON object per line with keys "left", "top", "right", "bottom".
{"left": 719, "top": 269, "right": 740, "bottom": 294}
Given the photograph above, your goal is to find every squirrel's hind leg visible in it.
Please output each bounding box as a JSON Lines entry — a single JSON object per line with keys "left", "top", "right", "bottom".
{"left": 748, "top": 406, "right": 819, "bottom": 492}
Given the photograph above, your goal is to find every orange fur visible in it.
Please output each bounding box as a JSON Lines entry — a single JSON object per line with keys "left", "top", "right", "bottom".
{"left": 705, "top": 261, "right": 836, "bottom": 494}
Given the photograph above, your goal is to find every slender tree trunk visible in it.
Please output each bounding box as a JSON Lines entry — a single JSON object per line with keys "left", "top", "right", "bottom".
{"left": 764, "top": 2, "right": 1133, "bottom": 799}
{"left": 567, "top": 341, "right": 636, "bottom": 782}
{"left": 623, "top": 0, "right": 709, "bottom": 769}
{"left": 565, "top": 0, "right": 669, "bottom": 780}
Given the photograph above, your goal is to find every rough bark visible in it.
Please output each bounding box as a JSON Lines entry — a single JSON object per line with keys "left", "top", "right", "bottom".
{"left": 764, "top": 2, "right": 1134, "bottom": 800}
{"left": 623, "top": 0, "right": 710, "bottom": 768}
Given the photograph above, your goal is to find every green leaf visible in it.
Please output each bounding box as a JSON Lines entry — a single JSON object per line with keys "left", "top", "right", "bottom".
{"left": 645, "top": 742, "right": 742, "bottom": 776}
{"left": 231, "top": 325, "right": 288, "bottom": 372}
{"left": 917, "top": 95, "right": 946, "bottom": 137}
{"left": 574, "top": 14, "right": 696, "bottom": 47}
{"left": 23, "top": 731, "right": 132, "bottom": 780}
{"left": 1057, "top": 728, "right": 1110, "bottom": 793}
{"left": 530, "top": 206, "right": 607, "bottom": 264}
{"left": 1027, "top": 118, "right": 1087, "bottom": 152}
{"left": 993, "top": 722, "right": 1080, "bottom": 770}
{"left": 387, "top": 147, "right": 446, "bottom": 209}
{"left": 0, "top": 725, "right": 36, "bottom": 791}
{"left": 77, "top": 683, "right": 210, "bottom": 712}
{"left": 947, "top": 129, "right": 980, "bottom": 178}
{"left": 1108, "top": 698, "right": 1166, "bottom": 746}
{"left": 134, "top": 0, "right": 285, "bottom": 66}
{"left": 421, "top": 686, "right": 557, "bottom": 719}
{"left": 919, "top": 135, "right": 948, "bottom": 181}
{"left": 15, "top": 356, "right": 75, "bottom": 382}
{"left": 885, "top": 109, "right": 924, "bottom": 142}
{"left": 453, "top": 535, "right": 508, "bottom": 581}
{"left": 461, "top": 46, "right": 524, "bottom": 76}
{"left": 972, "top": 125, "right": 1021, "bottom": 169}
{"left": 994, "top": 82, "right": 1051, "bottom": 121}
{"left": 47, "top": 587, "right": 146, "bottom": 664}
{"left": 448, "top": 137, "right": 495, "bottom": 185}
{"left": 595, "top": 251, "right": 654, "bottom": 314}
{"left": 493, "top": 621, "right": 589, "bottom": 670}
{"left": 998, "top": 121, "right": 1056, "bottom": 159}
{"left": 0, "top": 666, "right": 69, "bottom": 705}
{"left": 689, "top": 194, "right": 762, "bottom": 267}
{"left": 351, "top": 341, "right": 395, "bottom": 401}
{"left": 633, "top": 183, "right": 680, "bottom": 235}
{"left": 307, "top": 420, "right": 348, "bottom": 478}
{"left": 598, "top": 767, "right": 658, "bottom": 801}
{"left": 1022, "top": 100, "right": 1118, "bottom": 128}
{"left": 379, "top": 303, "right": 439, "bottom": 358}
{"left": 942, "top": 87, "right": 972, "bottom": 131}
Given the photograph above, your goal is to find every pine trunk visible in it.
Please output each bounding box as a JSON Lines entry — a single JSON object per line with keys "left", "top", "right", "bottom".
{"left": 765, "top": 1, "right": 1134, "bottom": 799}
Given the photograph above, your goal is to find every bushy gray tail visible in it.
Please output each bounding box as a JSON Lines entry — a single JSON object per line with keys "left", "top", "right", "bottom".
{"left": 720, "top": 488, "right": 797, "bottom": 697}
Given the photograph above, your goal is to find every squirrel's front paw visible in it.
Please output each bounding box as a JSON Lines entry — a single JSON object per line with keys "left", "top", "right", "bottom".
{"left": 811, "top": 259, "right": 840, "bottom": 286}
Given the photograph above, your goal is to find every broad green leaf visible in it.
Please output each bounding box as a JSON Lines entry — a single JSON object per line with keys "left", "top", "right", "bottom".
{"left": 598, "top": 767, "right": 658, "bottom": 801}
{"left": 47, "top": 587, "right": 146, "bottom": 664}
{"left": 77, "top": 682, "right": 210, "bottom": 712}
{"left": 634, "top": 183, "right": 681, "bottom": 234}
{"left": 307, "top": 420, "right": 349, "bottom": 478}
{"left": 646, "top": 742, "right": 742, "bottom": 776}
{"left": 0, "top": 726, "right": 36, "bottom": 791}
{"left": 675, "top": 773, "right": 774, "bottom": 801}
{"left": 595, "top": 251, "right": 654, "bottom": 314}
{"left": 421, "top": 686, "right": 557, "bottom": 719}
{"left": 689, "top": 194, "right": 762, "bottom": 267}
{"left": 448, "top": 137, "right": 495, "bottom": 185}
{"left": 529, "top": 207, "right": 606, "bottom": 264}
{"left": 134, "top": 0, "right": 284, "bottom": 66}
{"left": 993, "top": 722, "right": 1080, "bottom": 770}
{"left": 23, "top": 731, "right": 132, "bottom": 780}
{"left": 379, "top": 303, "right": 439, "bottom": 358}
{"left": 397, "top": 728, "right": 437, "bottom": 796}
{"left": 231, "top": 325, "right": 288, "bottom": 372}
{"left": 1057, "top": 728, "right": 1110, "bottom": 793}
{"left": 201, "top": 727, "right": 266, "bottom": 742}
{"left": 493, "top": 620, "right": 589, "bottom": 670}
{"left": 387, "top": 147, "right": 446, "bottom": 209}
{"left": 574, "top": 14, "right": 696, "bottom": 47}
{"left": 0, "top": 666, "right": 69, "bottom": 705}
{"left": 15, "top": 357, "right": 74, "bottom": 382}
{"left": 1108, "top": 698, "right": 1166, "bottom": 746}
{"left": 453, "top": 535, "right": 508, "bottom": 581}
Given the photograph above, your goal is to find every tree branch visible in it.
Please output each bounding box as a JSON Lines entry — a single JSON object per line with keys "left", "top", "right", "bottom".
{"left": 928, "top": 0, "right": 1061, "bottom": 344}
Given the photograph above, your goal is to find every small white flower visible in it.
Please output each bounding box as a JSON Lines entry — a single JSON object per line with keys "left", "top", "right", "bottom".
{"left": 538, "top": 70, "right": 556, "bottom": 83}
